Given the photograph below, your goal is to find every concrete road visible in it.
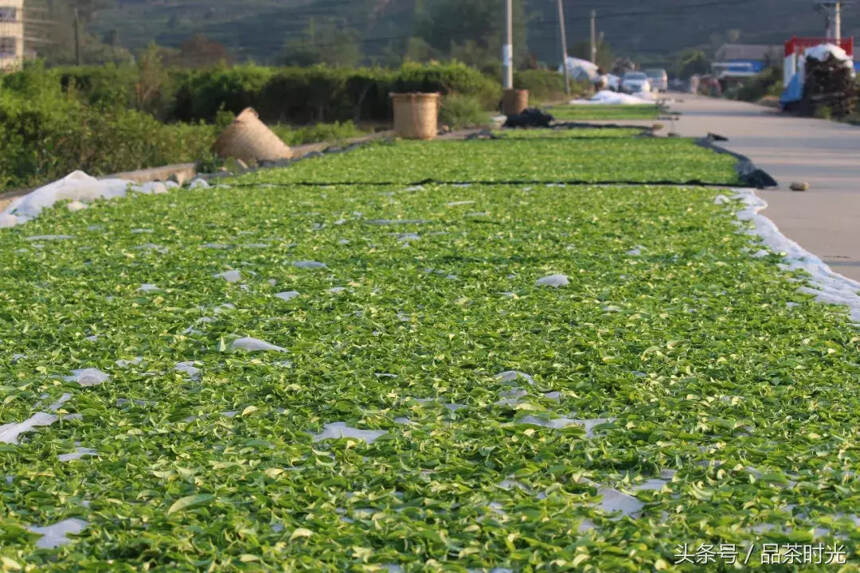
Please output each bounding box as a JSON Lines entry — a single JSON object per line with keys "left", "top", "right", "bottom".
{"left": 666, "top": 94, "right": 860, "bottom": 281}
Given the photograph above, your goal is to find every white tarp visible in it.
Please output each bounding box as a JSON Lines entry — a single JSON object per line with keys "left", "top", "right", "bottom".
{"left": 569, "top": 90, "right": 656, "bottom": 105}
{"left": 559, "top": 56, "right": 599, "bottom": 81}
{"left": 733, "top": 190, "right": 860, "bottom": 324}
{"left": 0, "top": 171, "right": 199, "bottom": 228}
{"left": 805, "top": 43, "right": 853, "bottom": 69}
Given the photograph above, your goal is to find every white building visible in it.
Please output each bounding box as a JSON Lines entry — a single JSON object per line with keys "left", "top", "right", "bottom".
{"left": 0, "top": 0, "right": 23, "bottom": 71}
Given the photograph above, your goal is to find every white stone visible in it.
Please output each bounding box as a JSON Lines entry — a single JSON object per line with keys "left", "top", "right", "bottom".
{"left": 595, "top": 486, "right": 644, "bottom": 516}
{"left": 230, "top": 337, "right": 287, "bottom": 353}
{"left": 175, "top": 362, "right": 201, "bottom": 380}
{"left": 496, "top": 370, "right": 534, "bottom": 384}
{"left": 214, "top": 270, "right": 241, "bottom": 283}
{"left": 310, "top": 422, "right": 386, "bottom": 444}
{"left": 293, "top": 261, "right": 327, "bottom": 269}
{"left": 65, "top": 368, "right": 109, "bottom": 387}
{"left": 536, "top": 274, "right": 569, "bottom": 288}
{"left": 25, "top": 235, "right": 73, "bottom": 241}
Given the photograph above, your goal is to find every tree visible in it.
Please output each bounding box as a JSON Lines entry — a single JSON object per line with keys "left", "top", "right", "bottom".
{"left": 570, "top": 40, "right": 615, "bottom": 72}
{"left": 176, "top": 34, "right": 233, "bottom": 69}
{"left": 403, "top": 37, "right": 435, "bottom": 63}
{"left": 135, "top": 43, "right": 170, "bottom": 116}
{"left": 416, "top": 0, "right": 528, "bottom": 70}
{"left": 281, "top": 19, "right": 363, "bottom": 67}
{"left": 676, "top": 50, "right": 710, "bottom": 79}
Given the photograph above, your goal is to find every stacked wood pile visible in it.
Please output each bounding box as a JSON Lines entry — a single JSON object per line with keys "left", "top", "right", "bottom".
{"left": 804, "top": 53, "right": 856, "bottom": 118}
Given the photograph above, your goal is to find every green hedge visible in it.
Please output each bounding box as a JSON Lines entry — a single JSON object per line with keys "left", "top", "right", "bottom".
{"left": 514, "top": 69, "right": 590, "bottom": 103}
{"left": 5, "top": 62, "right": 503, "bottom": 125}
{"left": 0, "top": 61, "right": 503, "bottom": 189}
{"left": 0, "top": 86, "right": 213, "bottom": 189}
{"left": 174, "top": 62, "right": 501, "bottom": 124}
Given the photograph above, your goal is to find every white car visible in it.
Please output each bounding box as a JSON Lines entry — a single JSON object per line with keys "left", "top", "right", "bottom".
{"left": 645, "top": 68, "right": 668, "bottom": 92}
{"left": 620, "top": 72, "right": 652, "bottom": 94}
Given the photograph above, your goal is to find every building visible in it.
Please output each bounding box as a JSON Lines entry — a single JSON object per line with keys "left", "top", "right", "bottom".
{"left": 0, "top": 0, "right": 23, "bottom": 71}
{"left": 711, "top": 44, "right": 783, "bottom": 80}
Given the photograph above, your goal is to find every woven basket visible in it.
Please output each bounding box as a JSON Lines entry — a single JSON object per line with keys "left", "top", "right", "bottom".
{"left": 391, "top": 93, "right": 440, "bottom": 140}
{"left": 212, "top": 108, "right": 292, "bottom": 163}
{"left": 502, "top": 89, "right": 529, "bottom": 116}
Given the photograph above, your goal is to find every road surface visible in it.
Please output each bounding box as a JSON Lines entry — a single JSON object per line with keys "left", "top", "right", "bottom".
{"left": 667, "top": 94, "right": 860, "bottom": 281}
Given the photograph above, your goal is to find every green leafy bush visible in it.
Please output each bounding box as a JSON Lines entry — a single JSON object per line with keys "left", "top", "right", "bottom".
{"left": 14, "top": 62, "right": 501, "bottom": 125}
{"left": 172, "top": 64, "right": 275, "bottom": 123}
{"left": 514, "top": 70, "right": 590, "bottom": 104}
{"left": 731, "top": 67, "right": 783, "bottom": 103}
{"left": 271, "top": 121, "right": 365, "bottom": 146}
{"left": 438, "top": 94, "right": 491, "bottom": 129}
{"left": 54, "top": 64, "right": 140, "bottom": 109}
{"left": 0, "top": 86, "right": 213, "bottom": 189}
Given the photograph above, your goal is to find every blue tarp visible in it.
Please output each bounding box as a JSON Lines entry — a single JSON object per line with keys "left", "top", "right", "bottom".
{"left": 780, "top": 74, "right": 804, "bottom": 105}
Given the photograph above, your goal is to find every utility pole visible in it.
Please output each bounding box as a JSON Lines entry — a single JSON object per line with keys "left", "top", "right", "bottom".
{"left": 834, "top": 1, "right": 842, "bottom": 41}
{"left": 74, "top": 7, "right": 81, "bottom": 65}
{"left": 556, "top": 0, "right": 570, "bottom": 95}
{"left": 503, "top": 0, "right": 513, "bottom": 89}
{"left": 590, "top": 9, "right": 597, "bottom": 64}
{"left": 816, "top": 2, "right": 846, "bottom": 41}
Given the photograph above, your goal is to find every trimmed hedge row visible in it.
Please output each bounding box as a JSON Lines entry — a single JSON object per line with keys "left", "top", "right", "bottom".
{"left": 173, "top": 63, "right": 503, "bottom": 124}
{"left": 0, "top": 89, "right": 214, "bottom": 190}
{"left": 0, "top": 63, "right": 569, "bottom": 189}
{"left": 45, "top": 62, "right": 504, "bottom": 124}
{"left": 17, "top": 63, "right": 574, "bottom": 125}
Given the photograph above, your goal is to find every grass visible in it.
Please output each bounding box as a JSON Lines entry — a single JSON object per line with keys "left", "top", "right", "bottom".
{"left": 549, "top": 104, "right": 662, "bottom": 121}
{"left": 270, "top": 121, "right": 367, "bottom": 147}
{"left": 233, "top": 135, "right": 738, "bottom": 186}
{"left": 0, "top": 129, "right": 857, "bottom": 571}
{"left": 495, "top": 127, "right": 646, "bottom": 140}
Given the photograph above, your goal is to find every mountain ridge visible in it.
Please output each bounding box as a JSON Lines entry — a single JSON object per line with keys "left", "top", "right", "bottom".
{"left": 88, "top": 0, "right": 860, "bottom": 65}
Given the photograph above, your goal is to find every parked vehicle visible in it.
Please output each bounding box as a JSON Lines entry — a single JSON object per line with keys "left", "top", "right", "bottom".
{"left": 645, "top": 68, "right": 669, "bottom": 92}
{"left": 620, "top": 72, "right": 651, "bottom": 94}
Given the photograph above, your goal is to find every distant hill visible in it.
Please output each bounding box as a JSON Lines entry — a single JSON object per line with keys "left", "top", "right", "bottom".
{"left": 87, "top": 0, "right": 860, "bottom": 66}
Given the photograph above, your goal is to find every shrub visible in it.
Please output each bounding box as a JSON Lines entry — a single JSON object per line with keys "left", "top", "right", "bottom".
{"left": 393, "top": 61, "right": 501, "bottom": 109}
{"left": 2, "top": 62, "right": 503, "bottom": 125}
{"left": 172, "top": 64, "right": 275, "bottom": 123}
{"left": 0, "top": 87, "right": 213, "bottom": 189}
{"left": 813, "top": 105, "right": 833, "bottom": 120}
{"left": 55, "top": 64, "right": 139, "bottom": 109}
{"left": 270, "top": 121, "right": 365, "bottom": 146}
{"left": 438, "top": 94, "right": 491, "bottom": 129}
{"left": 732, "top": 67, "right": 783, "bottom": 103}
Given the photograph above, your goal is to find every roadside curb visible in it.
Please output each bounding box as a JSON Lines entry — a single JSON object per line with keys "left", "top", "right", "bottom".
{"left": 695, "top": 137, "right": 778, "bottom": 189}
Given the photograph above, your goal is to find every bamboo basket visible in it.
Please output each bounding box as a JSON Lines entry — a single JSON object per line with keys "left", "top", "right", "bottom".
{"left": 212, "top": 108, "right": 292, "bottom": 163}
{"left": 502, "top": 89, "right": 529, "bottom": 116}
{"left": 391, "top": 93, "right": 440, "bottom": 140}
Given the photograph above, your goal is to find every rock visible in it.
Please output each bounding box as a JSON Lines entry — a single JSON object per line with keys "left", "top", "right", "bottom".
{"left": 790, "top": 181, "right": 809, "bottom": 192}
{"left": 536, "top": 274, "right": 569, "bottom": 288}
{"left": 214, "top": 270, "right": 241, "bottom": 283}
{"left": 230, "top": 337, "right": 286, "bottom": 353}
